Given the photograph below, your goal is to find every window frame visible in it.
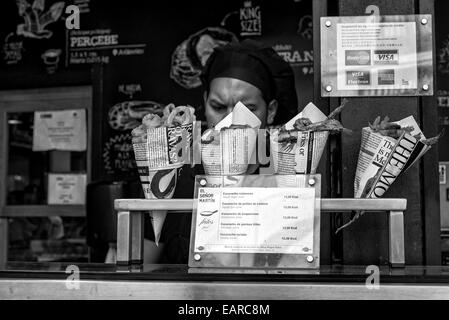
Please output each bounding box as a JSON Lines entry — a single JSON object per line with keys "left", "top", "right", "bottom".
{"left": 0, "top": 86, "right": 92, "bottom": 264}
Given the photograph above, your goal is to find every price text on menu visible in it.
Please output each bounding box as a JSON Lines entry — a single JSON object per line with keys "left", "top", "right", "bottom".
{"left": 194, "top": 187, "right": 315, "bottom": 254}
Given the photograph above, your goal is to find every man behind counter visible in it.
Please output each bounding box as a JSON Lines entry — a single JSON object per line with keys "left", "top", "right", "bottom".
{"left": 144, "top": 39, "right": 299, "bottom": 264}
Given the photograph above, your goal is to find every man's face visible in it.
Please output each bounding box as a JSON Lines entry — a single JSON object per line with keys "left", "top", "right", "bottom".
{"left": 204, "top": 77, "right": 277, "bottom": 129}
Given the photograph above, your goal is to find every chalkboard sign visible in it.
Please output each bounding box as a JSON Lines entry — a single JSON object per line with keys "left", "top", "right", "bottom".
{"left": 0, "top": 0, "right": 91, "bottom": 88}
{"left": 0, "top": 0, "right": 314, "bottom": 181}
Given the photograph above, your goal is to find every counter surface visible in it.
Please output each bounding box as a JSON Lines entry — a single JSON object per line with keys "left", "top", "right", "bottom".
{"left": 1, "top": 262, "right": 449, "bottom": 299}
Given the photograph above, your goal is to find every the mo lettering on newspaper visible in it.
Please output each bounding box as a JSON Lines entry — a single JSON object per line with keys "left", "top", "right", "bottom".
{"left": 370, "top": 134, "right": 419, "bottom": 198}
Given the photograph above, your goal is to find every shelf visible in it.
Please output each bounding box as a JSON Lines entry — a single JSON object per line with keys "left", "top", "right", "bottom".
{"left": 114, "top": 198, "right": 408, "bottom": 212}
{"left": 1, "top": 205, "right": 86, "bottom": 217}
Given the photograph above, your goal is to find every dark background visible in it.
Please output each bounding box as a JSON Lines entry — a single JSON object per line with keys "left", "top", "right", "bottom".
{"left": 0, "top": 0, "right": 314, "bottom": 181}
{"left": 436, "top": 0, "right": 449, "bottom": 161}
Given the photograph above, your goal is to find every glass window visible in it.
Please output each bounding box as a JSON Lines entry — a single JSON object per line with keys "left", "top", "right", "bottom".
{"left": 8, "top": 217, "right": 88, "bottom": 262}
{"left": 6, "top": 112, "right": 87, "bottom": 205}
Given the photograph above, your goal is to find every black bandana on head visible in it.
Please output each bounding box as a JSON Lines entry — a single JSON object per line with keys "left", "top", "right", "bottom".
{"left": 201, "top": 39, "right": 298, "bottom": 125}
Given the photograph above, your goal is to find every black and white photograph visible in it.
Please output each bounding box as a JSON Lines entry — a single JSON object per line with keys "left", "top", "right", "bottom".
{"left": 0, "top": 0, "right": 448, "bottom": 313}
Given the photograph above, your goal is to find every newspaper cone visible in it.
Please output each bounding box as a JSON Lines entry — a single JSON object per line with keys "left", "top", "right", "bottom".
{"left": 201, "top": 102, "right": 261, "bottom": 175}
{"left": 271, "top": 130, "right": 328, "bottom": 174}
{"left": 201, "top": 128, "right": 259, "bottom": 175}
{"left": 137, "top": 167, "right": 179, "bottom": 245}
{"left": 355, "top": 116, "right": 433, "bottom": 199}
{"left": 132, "top": 122, "right": 193, "bottom": 245}
{"left": 336, "top": 115, "right": 438, "bottom": 233}
{"left": 271, "top": 103, "right": 329, "bottom": 174}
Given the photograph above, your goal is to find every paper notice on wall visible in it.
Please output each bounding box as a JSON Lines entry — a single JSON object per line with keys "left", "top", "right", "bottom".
{"left": 33, "top": 109, "right": 87, "bottom": 151}
{"left": 47, "top": 173, "right": 87, "bottom": 205}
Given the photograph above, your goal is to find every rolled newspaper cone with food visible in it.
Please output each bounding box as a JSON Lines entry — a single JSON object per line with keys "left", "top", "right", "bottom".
{"left": 131, "top": 104, "right": 196, "bottom": 245}
{"left": 201, "top": 101, "right": 261, "bottom": 175}
{"left": 271, "top": 99, "right": 349, "bottom": 174}
{"left": 335, "top": 115, "right": 442, "bottom": 233}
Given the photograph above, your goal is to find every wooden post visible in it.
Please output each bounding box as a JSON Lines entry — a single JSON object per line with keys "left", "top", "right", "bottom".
{"left": 0, "top": 102, "right": 6, "bottom": 265}
{"left": 419, "top": 0, "right": 441, "bottom": 265}
{"left": 0, "top": 218, "right": 7, "bottom": 267}
{"left": 338, "top": 0, "right": 440, "bottom": 265}
{"left": 116, "top": 211, "right": 131, "bottom": 265}
{"left": 313, "top": 0, "right": 332, "bottom": 265}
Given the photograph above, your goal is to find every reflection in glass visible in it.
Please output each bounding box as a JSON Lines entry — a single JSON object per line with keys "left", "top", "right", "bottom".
{"left": 6, "top": 112, "right": 87, "bottom": 205}
{"left": 8, "top": 217, "right": 88, "bottom": 262}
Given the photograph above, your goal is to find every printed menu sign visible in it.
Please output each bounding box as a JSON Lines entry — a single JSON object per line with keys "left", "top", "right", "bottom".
{"left": 32, "top": 109, "right": 87, "bottom": 151}
{"left": 336, "top": 22, "right": 418, "bottom": 90}
{"left": 194, "top": 187, "right": 315, "bottom": 254}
